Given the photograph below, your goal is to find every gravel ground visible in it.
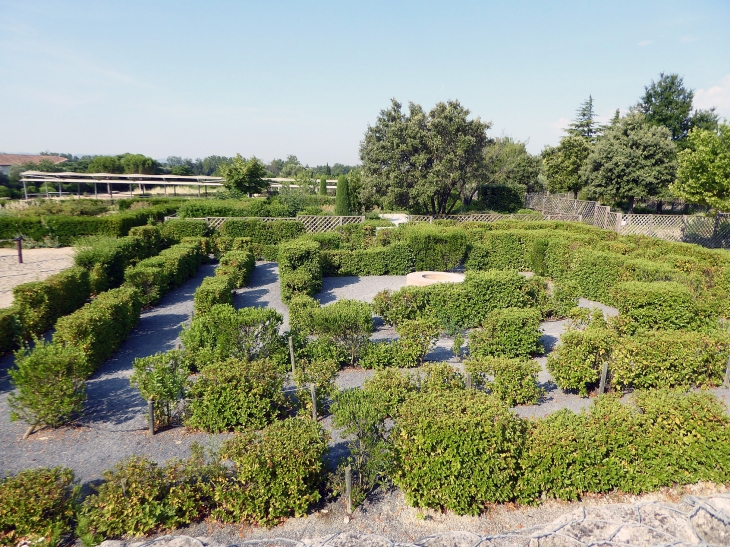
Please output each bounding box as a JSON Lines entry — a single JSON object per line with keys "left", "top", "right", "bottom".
{"left": 0, "top": 247, "right": 75, "bottom": 308}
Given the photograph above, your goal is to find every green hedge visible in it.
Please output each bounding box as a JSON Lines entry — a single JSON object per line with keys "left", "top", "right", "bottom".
{"left": 278, "top": 239, "right": 322, "bottom": 302}
{"left": 218, "top": 218, "right": 305, "bottom": 244}
{"left": 216, "top": 249, "right": 255, "bottom": 288}
{"left": 394, "top": 390, "right": 730, "bottom": 513}
{"left": 546, "top": 328, "right": 617, "bottom": 396}
{"left": 0, "top": 307, "right": 21, "bottom": 354}
{"left": 612, "top": 281, "right": 702, "bottom": 332}
{"left": 177, "top": 198, "right": 292, "bottom": 218}
{"left": 469, "top": 307, "right": 543, "bottom": 359}
{"left": 213, "top": 236, "right": 252, "bottom": 258}
{"left": 12, "top": 266, "right": 90, "bottom": 338}
{"left": 185, "top": 358, "right": 286, "bottom": 432}
{"left": 466, "top": 356, "right": 543, "bottom": 406}
{"left": 53, "top": 286, "right": 142, "bottom": 371}
{"left": 321, "top": 243, "right": 414, "bottom": 276}
{"left": 373, "top": 270, "right": 540, "bottom": 329}
{"left": 401, "top": 225, "right": 468, "bottom": 271}
{"left": 181, "top": 304, "right": 284, "bottom": 370}
{"left": 159, "top": 219, "right": 210, "bottom": 242}
{"left": 193, "top": 276, "right": 234, "bottom": 316}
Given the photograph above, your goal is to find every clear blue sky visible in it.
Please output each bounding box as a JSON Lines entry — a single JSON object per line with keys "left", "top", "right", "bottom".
{"left": 1, "top": 0, "right": 729, "bottom": 165}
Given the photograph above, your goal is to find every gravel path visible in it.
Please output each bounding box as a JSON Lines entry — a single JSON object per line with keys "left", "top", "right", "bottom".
{"left": 0, "top": 247, "right": 75, "bottom": 308}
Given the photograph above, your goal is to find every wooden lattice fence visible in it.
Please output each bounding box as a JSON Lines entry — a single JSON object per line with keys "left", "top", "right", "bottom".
{"left": 406, "top": 213, "right": 581, "bottom": 223}
{"left": 525, "top": 193, "right": 730, "bottom": 249}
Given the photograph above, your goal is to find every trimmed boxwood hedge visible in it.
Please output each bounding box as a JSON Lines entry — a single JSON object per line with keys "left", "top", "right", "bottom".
{"left": 159, "top": 219, "right": 210, "bottom": 242}
{"left": 468, "top": 307, "right": 543, "bottom": 359}
{"left": 278, "top": 239, "right": 322, "bottom": 301}
{"left": 321, "top": 243, "right": 414, "bottom": 276}
{"left": 193, "top": 276, "right": 234, "bottom": 316}
{"left": 612, "top": 281, "right": 702, "bottom": 332}
{"left": 0, "top": 307, "right": 21, "bottom": 354}
{"left": 218, "top": 218, "right": 305, "bottom": 245}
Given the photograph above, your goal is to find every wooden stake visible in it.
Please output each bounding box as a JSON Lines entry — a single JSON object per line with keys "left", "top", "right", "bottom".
{"left": 310, "top": 384, "right": 317, "bottom": 421}
{"left": 724, "top": 355, "right": 730, "bottom": 388}
{"left": 22, "top": 425, "right": 35, "bottom": 439}
{"left": 598, "top": 362, "right": 608, "bottom": 395}
{"left": 289, "top": 336, "right": 295, "bottom": 374}
{"left": 148, "top": 399, "right": 155, "bottom": 435}
{"left": 345, "top": 466, "right": 353, "bottom": 514}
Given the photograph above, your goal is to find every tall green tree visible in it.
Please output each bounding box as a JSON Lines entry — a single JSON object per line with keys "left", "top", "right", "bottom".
{"left": 483, "top": 137, "right": 542, "bottom": 194}
{"left": 346, "top": 168, "right": 364, "bottom": 213}
{"left": 319, "top": 175, "right": 327, "bottom": 196}
{"left": 360, "top": 99, "right": 490, "bottom": 214}
{"left": 638, "top": 73, "right": 693, "bottom": 142}
{"left": 672, "top": 124, "right": 730, "bottom": 210}
{"left": 335, "top": 175, "right": 351, "bottom": 215}
{"left": 541, "top": 136, "right": 593, "bottom": 198}
{"left": 566, "top": 96, "right": 598, "bottom": 142}
{"left": 121, "top": 154, "right": 158, "bottom": 174}
{"left": 219, "top": 154, "right": 269, "bottom": 197}
{"left": 583, "top": 113, "right": 677, "bottom": 212}
{"left": 87, "top": 155, "right": 124, "bottom": 174}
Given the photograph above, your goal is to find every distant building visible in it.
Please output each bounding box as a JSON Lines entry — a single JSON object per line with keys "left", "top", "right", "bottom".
{"left": 0, "top": 154, "right": 68, "bottom": 176}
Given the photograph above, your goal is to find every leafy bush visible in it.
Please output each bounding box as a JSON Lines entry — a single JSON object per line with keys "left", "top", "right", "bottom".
{"left": 478, "top": 184, "right": 524, "bottom": 213}
{"left": 75, "top": 235, "right": 147, "bottom": 293}
{"left": 466, "top": 356, "right": 543, "bottom": 406}
{"left": 321, "top": 243, "right": 414, "bottom": 276}
{"left": 216, "top": 249, "right": 255, "bottom": 288}
{"left": 181, "top": 304, "right": 284, "bottom": 370}
{"left": 362, "top": 369, "right": 418, "bottom": 418}
{"left": 185, "top": 358, "right": 286, "bottom": 432}
{"left": 213, "top": 236, "right": 252, "bottom": 258}
{"left": 77, "top": 451, "right": 225, "bottom": 544}
{"left": 469, "top": 307, "right": 542, "bottom": 359}
{"left": 130, "top": 350, "right": 189, "bottom": 427}
{"left": 392, "top": 390, "right": 525, "bottom": 514}
{"left": 546, "top": 327, "right": 616, "bottom": 396}
{"left": 0, "top": 467, "right": 79, "bottom": 547}
{"left": 158, "top": 219, "right": 210, "bottom": 242}
{"left": 214, "top": 418, "right": 327, "bottom": 526}
{"left": 306, "top": 300, "right": 373, "bottom": 365}
{"left": 278, "top": 239, "right": 322, "bottom": 302}
{"left": 612, "top": 281, "right": 702, "bottom": 333}
{"left": 288, "top": 294, "right": 320, "bottom": 330}
{"left": 396, "top": 316, "right": 440, "bottom": 366}
{"left": 193, "top": 276, "right": 234, "bottom": 315}
{"left": 53, "top": 286, "right": 142, "bottom": 371}
{"left": 402, "top": 225, "right": 468, "bottom": 271}
{"left": 218, "top": 218, "right": 305, "bottom": 244}
{"left": 12, "top": 267, "right": 91, "bottom": 338}
{"left": 466, "top": 232, "right": 529, "bottom": 271}
{"left": 419, "top": 362, "right": 466, "bottom": 393}
{"left": 293, "top": 357, "right": 340, "bottom": 417}
{"left": 8, "top": 340, "right": 90, "bottom": 428}
{"left": 0, "top": 307, "right": 21, "bottom": 354}
{"left": 611, "top": 330, "right": 730, "bottom": 390}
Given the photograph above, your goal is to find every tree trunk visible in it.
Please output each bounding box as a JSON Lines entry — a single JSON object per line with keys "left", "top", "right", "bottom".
{"left": 627, "top": 196, "right": 635, "bottom": 213}
{"left": 656, "top": 200, "right": 663, "bottom": 214}
{"left": 573, "top": 190, "right": 578, "bottom": 199}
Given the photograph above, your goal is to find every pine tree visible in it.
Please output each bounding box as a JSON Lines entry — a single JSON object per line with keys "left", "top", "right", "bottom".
{"left": 567, "top": 96, "right": 598, "bottom": 142}
{"left": 325, "top": 163, "right": 331, "bottom": 176}
{"left": 335, "top": 175, "right": 350, "bottom": 215}
{"left": 319, "top": 175, "right": 327, "bottom": 196}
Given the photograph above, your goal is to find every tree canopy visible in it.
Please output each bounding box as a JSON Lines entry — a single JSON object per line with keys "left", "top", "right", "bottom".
{"left": 219, "top": 154, "right": 269, "bottom": 197}
{"left": 120, "top": 154, "right": 158, "bottom": 175}
{"left": 360, "top": 98, "right": 490, "bottom": 215}
{"left": 541, "top": 136, "right": 592, "bottom": 198}
{"left": 583, "top": 113, "right": 677, "bottom": 211}
{"left": 87, "top": 156, "right": 124, "bottom": 174}
{"left": 566, "top": 96, "right": 598, "bottom": 142}
{"left": 673, "top": 124, "right": 730, "bottom": 210}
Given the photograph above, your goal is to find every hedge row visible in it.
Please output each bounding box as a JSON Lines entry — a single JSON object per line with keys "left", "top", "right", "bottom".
{"left": 278, "top": 239, "right": 322, "bottom": 302}
{"left": 372, "top": 270, "right": 546, "bottom": 329}
{"left": 124, "top": 241, "right": 205, "bottom": 306}
{"left": 547, "top": 326, "right": 730, "bottom": 395}
{"left": 192, "top": 248, "right": 256, "bottom": 315}
{"left": 393, "top": 389, "right": 730, "bottom": 514}
{"left": 0, "top": 204, "right": 178, "bottom": 245}
{"left": 177, "top": 198, "right": 292, "bottom": 218}
{"left": 218, "top": 218, "right": 305, "bottom": 245}
{"left": 321, "top": 243, "right": 414, "bottom": 276}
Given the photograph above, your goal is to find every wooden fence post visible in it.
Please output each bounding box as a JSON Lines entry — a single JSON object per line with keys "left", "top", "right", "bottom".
{"left": 724, "top": 356, "right": 730, "bottom": 388}
{"left": 345, "top": 466, "right": 353, "bottom": 514}
{"left": 289, "top": 336, "right": 295, "bottom": 374}
{"left": 598, "top": 362, "right": 609, "bottom": 395}
{"left": 310, "top": 384, "right": 317, "bottom": 421}
{"left": 148, "top": 399, "right": 155, "bottom": 435}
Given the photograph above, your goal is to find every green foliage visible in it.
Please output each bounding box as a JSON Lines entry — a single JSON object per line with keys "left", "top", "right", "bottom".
{"left": 8, "top": 340, "right": 89, "bottom": 428}
{"left": 541, "top": 135, "right": 592, "bottom": 197}
{"left": 12, "top": 266, "right": 90, "bottom": 338}
{"left": 185, "top": 358, "right": 285, "bottom": 432}
{"left": 193, "top": 276, "right": 233, "bottom": 315}
{"left": 478, "top": 184, "right": 525, "bottom": 213}
{"left": 216, "top": 249, "right": 255, "bottom": 288}
{"left": 335, "top": 175, "right": 350, "bottom": 215}
{"left": 468, "top": 307, "right": 543, "bottom": 359}
{"left": 359, "top": 317, "right": 439, "bottom": 369}
{"left": 673, "top": 123, "right": 730, "bottom": 209}
{"left": 392, "top": 390, "right": 525, "bottom": 514}
{"left": 321, "top": 243, "right": 415, "bottom": 276}
{"left": 130, "top": 350, "right": 188, "bottom": 427}
{"left": 278, "top": 239, "right": 322, "bottom": 302}
{"left": 215, "top": 418, "right": 327, "bottom": 526}
{"left": 403, "top": 225, "right": 468, "bottom": 271}
{"left": 466, "top": 357, "right": 543, "bottom": 406}
{"left": 181, "top": 304, "right": 284, "bottom": 370}
{"left": 612, "top": 281, "right": 702, "bottom": 333}
{"left": 547, "top": 327, "right": 617, "bottom": 396}
{"left": 362, "top": 369, "right": 418, "bottom": 418}
{"left": 177, "top": 198, "right": 293, "bottom": 218}
{"left": 637, "top": 72, "right": 694, "bottom": 142}
{"left": 0, "top": 307, "right": 21, "bottom": 354}
{"left": 305, "top": 299, "right": 373, "bottom": 365}
{"left": 293, "top": 357, "right": 340, "bottom": 418}
{"left": 466, "top": 232, "right": 529, "bottom": 271}
{"left": 0, "top": 467, "right": 79, "bottom": 547}
{"left": 53, "top": 286, "right": 142, "bottom": 371}
{"left": 77, "top": 451, "right": 225, "bottom": 543}
{"left": 159, "top": 219, "right": 210, "bottom": 242}
{"left": 219, "top": 154, "right": 269, "bottom": 196}
{"left": 419, "top": 362, "right": 466, "bottom": 393}
{"left": 218, "top": 218, "right": 305, "bottom": 245}
{"left": 611, "top": 330, "right": 730, "bottom": 390}
{"left": 319, "top": 175, "right": 327, "bottom": 196}
{"left": 288, "top": 294, "right": 320, "bottom": 331}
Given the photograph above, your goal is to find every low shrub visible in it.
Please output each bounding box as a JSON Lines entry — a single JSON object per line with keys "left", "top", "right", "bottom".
{"left": 612, "top": 281, "right": 702, "bottom": 333}
{"left": 466, "top": 356, "right": 543, "bottom": 406}
{"left": 293, "top": 357, "right": 340, "bottom": 417}
{"left": 321, "top": 243, "right": 414, "bottom": 276}
{"left": 181, "top": 236, "right": 212, "bottom": 257}
{"left": 392, "top": 390, "right": 525, "bottom": 514}
{"left": 77, "top": 451, "right": 225, "bottom": 544}
{"left": 306, "top": 300, "right": 373, "bottom": 365}
{"left": 468, "top": 307, "right": 542, "bottom": 359}
{"left": 12, "top": 267, "right": 91, "bottom": 338}
{"left": 194, "top": 276, "right": 234, "bottom": 316}
{"left": 611, "top": 330, "right": 730, "bottom": 390}
{"left": 278, "top": 239, "right": 322, "bottom": 302}
{"left": 213, "top": 236, "right": 253, "bottom": 258}
{"left": 130, "top": 350, "right": 189, "bottom": 427}
{"left": 0, "top": 467, "right": 79, "bottom": 547}
{"left": 218, "top": 218, "right": 305, "bottom": 244}
{"left": 181, "top": 304, "right": 284, "bottom": 370}
{"left": 362, "top": 369, "right": 419, "bottom": 418}
{"left": 466, "top": 232, "right": 529, "bottom": 271}
{"left": 281, "top": 269, "right": 319, "bottom": 301}
{"left": 8, "top": 340, "right": 90, "bottom": 428}
{"left": 185, "top": 358, "right": 286, "bottom": 432}
{"left": 216, "top": 249, "right": 255, "bottom": 288}
{"left": 419, "top": 362, "right": 466, "bottom": 393}
{"left": 0, "top": 307, "right": 21, "bottom": 354}
{"left": 288, "top": 295, "right": 320, "bottom": 331}
{"left": 53, "top": 286, "right": 142, "bottom": 371}
{"left": 402, "top": 225, "right": 468, "bottom": 271}
{"left": 214, "top": 418, "right": 328, "bottom": 526}
{"left": 359, "top": 317, "right": 439, "bottom": 369}
{"left": 546, "top": 327, "right": 616, "bottom": 396}
{"left": 159, "top": 219, "right": 210, "bottom": 242}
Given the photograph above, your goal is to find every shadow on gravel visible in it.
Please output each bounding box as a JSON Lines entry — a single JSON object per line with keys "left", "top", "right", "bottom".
{"left": 0, "top": 353, "right": 13, "bottom": 394}
{"left": 234, "top": 263, "right": 280, "bottom": 308}
{"left": 317, "top": 277, "right": 362, "bottom": 305}
{"left": 79, "top": 264, "right": 215, "bottom": 428}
